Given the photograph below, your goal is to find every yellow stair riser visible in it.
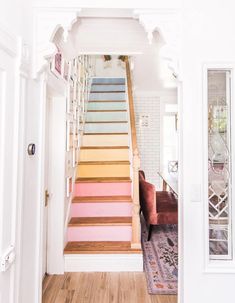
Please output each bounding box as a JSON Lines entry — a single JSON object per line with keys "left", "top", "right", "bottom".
{"left": 79, "top": 149, "right": 129, "bottom": 162}
{"left": 76, "top": 164, "right": 130, "bottom": 178}
{"left": 82, "top": 134, "right": 129, "bottom": 147}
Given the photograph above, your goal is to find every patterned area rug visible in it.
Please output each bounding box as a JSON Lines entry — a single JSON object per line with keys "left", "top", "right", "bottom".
{"left": 141, "top": 217, "right": 178, "bottom": 294}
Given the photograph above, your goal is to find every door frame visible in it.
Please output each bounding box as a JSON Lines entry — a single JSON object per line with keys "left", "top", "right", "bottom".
{"left": 35, "top": 70, "right": 67, "bottom": 302}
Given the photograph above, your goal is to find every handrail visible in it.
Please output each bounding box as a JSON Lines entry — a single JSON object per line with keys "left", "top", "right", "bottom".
{"left": 125, "top": 57, "right": 138, "bottom": 153}
{"left": 125, "top": 56, "right": 141, "bottom": 250}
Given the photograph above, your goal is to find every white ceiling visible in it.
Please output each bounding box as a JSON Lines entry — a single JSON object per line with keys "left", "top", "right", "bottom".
{"left": 54, "top": 10, "right": 177, "bottom": 91}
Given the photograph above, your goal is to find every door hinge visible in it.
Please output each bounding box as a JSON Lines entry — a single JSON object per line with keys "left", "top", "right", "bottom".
{"left": 0, "top": 245, "right": 15, "bottom": 272}
{"left": 45, "top": 190, "right": 50, "bottom": 207}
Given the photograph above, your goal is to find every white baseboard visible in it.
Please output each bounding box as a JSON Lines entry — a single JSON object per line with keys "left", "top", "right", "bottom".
{"left": 64, "top": 254, "right": 143, "bottom": 272}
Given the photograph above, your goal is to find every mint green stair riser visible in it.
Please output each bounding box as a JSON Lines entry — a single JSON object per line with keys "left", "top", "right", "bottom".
{"left": 84, "top": 122, "right": 128, "bottom": 133}
{"left": 86, "top": 112, "right": 127, "bottom": 122}
{"left": 89, "top": 92, "right": 125, "bottom": 101}
{"left": 87, "top": 102, "right": 127, "bottom": 111}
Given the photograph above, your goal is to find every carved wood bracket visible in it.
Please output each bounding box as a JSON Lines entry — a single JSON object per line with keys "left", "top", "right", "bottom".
{"left": 133, "top": 9, "right": 181, "bottom": 78}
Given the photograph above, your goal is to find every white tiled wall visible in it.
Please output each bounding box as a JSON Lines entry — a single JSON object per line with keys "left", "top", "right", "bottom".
{"left": 134, "top": 93, "right": 161, "bottom": 188}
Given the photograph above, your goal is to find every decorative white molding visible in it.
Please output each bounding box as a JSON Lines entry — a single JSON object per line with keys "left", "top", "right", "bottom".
{"left": 64, "top": 254, "right": 143, "bottom": 272}
{"left": 33, "top": 7, "right": 81, "bottom": 76}
{"left": 0, "top": 23, "right": 18, "bottom": 56}
{"left": 133, "top": 9, "right": 181, "bottom": 78}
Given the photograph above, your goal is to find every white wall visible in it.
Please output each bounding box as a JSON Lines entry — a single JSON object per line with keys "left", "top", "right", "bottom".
{"left": 93, "top": 55, "right": 126, "bottom": 77}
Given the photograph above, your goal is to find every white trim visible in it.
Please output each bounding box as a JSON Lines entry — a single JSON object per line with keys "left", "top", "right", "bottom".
{"left": 177, "top": 80, "right": 184, "bottom": 303}
{"left": 202, "top": 62, "right": 235, "bottom": 273}
{"left": 64, "top": 254, "right": 143, "bottom": 272}
{"left": 35, "top": 71, "right": 47, "bottom": 303}
{"left": 14, "top": 38, "right": 29, "bottom": 303}
{"left": 0, "top": 23, "right": 17, "bottom": 56}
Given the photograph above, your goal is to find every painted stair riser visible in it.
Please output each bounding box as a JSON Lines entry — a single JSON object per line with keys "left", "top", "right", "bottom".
{"left": 84, "top": 123, "right": 128, "bottom": 133}
{"left": 86, "top": 112, "right": 127, "bottom": 122}
{"left": 68, "top": 226, "right": 132, "bottom": 242}
{"left": 92, "top": 78, "right": 125, "bottom": 84}
{"left": 71, "top": 203, "right": 132, "bottom": 217}
{"left": 89, "top": 92, "right": 125, "bottom": 101}
{"left": 76, "top": 164, "right": 130, "bottom": 178}
{"left": 79, "top": 149, "right": 129, "bottom": 162}
{"left": 82, "top": 134, "right": 129, "bottom": 147}
{"left": 87, "top": 102, "right": 127, "bottom": 111}
{"left": 74, "top": 182, "right": 131, "bottom": 197}
{"left": 91, "top": 85, "right": 125, "bottom": 92}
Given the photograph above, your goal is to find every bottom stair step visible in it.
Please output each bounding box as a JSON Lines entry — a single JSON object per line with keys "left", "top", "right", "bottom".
{"left": 64, "top": 241, "right": 142, "bottom": 254}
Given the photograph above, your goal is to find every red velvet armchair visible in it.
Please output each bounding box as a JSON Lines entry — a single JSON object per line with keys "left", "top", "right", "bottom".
{"left": 139, "top": 170, "right": 178, "bottom": 241}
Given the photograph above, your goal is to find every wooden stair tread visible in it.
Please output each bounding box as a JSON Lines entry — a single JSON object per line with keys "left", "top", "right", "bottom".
{"left": 85, "top": 121, "right": 128, "bottom": 124}
{"left": 91, "top": 83, "right": 125, "bottom": 86}
{"left": 80, "top": 146, "right": 129, "bottom": 149}
{"left": 78, "top": 160, "right": 130, "bottom": 165}
{"left": 72, "top": 195, "right": 132, "bottom": 203}
{"left": 90, "top": 91, "right": 125, "bottom": 93}
{"left": 76, "top": 177, "right": 132, "bottom": 183}
{"left": 87, "top": 110, "right": 127, "bottom": 112}
{"left": 83, "top": 132, "right": 128, "bottom": 135}
{"left": 69, "top": 216, "right": 132, "bottom": 226}
{"left": 64, "top": 241, "right": 142, "bottom": 254}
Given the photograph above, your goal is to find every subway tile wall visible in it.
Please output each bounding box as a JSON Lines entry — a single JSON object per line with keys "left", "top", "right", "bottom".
{"left": 134, "top": 93, "right": 161, "bottom": 188}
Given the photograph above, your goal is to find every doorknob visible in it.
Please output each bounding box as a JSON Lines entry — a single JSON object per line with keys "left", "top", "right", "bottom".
{"left": 45, "top": 190, "right": 50, "bottom": 207}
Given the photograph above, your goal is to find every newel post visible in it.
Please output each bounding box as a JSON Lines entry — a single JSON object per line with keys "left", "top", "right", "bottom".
{"left": 131, "top": 148, "right": 141, "bottom": 249}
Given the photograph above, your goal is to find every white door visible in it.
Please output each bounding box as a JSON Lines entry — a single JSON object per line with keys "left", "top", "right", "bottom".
{"left": 0, "top": 37, "right": 18, "bottom": 302}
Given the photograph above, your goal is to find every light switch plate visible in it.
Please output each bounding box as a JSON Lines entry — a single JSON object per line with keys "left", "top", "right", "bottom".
{"left": 191, "top": 184, "right": 201, "bottom": 202}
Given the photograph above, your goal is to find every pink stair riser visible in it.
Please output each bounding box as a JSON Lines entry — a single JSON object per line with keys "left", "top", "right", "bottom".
{"left": 71, "top": 202, "right": 132, "bottom": 217}
{"left": 74, "top": 182, "right": 131, "bottom": 197}
{"left": 68, "top": 226, "right": 132, "bottom": 241}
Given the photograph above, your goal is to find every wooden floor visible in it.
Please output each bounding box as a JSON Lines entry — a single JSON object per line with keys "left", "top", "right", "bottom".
{"left": 42, "top": 272, "right": 177, "bottom": 303}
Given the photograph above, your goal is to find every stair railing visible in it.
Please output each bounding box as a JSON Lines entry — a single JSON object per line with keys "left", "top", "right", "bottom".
{"left": 125, "top": 57, "right": 141, "bottom": 249}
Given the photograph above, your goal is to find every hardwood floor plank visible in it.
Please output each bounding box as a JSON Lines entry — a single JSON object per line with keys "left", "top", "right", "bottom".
{"left": 42, "top": 273, "right": 177, "bottom": 303}
{"left": 107, "top": 273, "right": 120, "bottom": 303}
{"left": 42, "top": 275, "right": 66, "bottom": 303}
{"left": 134, "top": 272, "right": 152, "bottom": 303}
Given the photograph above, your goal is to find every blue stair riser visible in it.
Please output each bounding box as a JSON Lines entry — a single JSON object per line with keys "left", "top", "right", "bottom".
{"left": 86, "top": 112, "right": 127, "bottom": 122}
{"left": 89, "top": 92, "right": 126, "bottom": 101}
{"left": 87, "top": 102, "right": 127, "bottom": 111}
{"left": 84, "top": 123, "right": 128, "bottom": 133}
{"left": 92, "top": 78, "right": 125, "bottom": 84}
{"left": 91, "top": 85, "right": 126, "bottom": 92}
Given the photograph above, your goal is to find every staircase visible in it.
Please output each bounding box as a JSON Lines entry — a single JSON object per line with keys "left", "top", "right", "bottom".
{"left": 64, "top": 72, "right": 142, "bottom": 270}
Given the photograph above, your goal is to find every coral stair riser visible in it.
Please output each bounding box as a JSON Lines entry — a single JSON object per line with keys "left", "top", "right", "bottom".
{"left": 74, "top": 182, "right": 132, "bottom": 197}
{"left": 71, "top": 202, "right": 132, "bottom": 217}
{"left": 67, "top": 226, "right": 132, "bottom": 242}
